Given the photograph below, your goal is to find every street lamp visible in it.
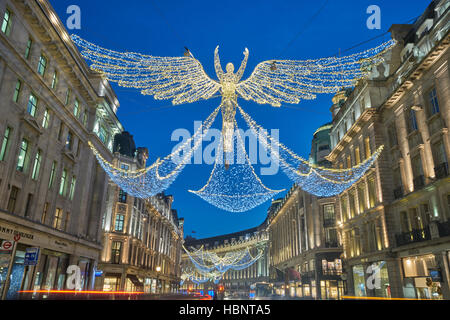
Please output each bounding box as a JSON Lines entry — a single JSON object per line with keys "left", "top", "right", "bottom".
{"left": 156, "top": 266, "right": 161, "bottom": 294}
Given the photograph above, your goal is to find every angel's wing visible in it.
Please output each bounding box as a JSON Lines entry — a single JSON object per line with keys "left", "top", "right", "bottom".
{"left": 236, "top": 40, "right": 396, "bottom": 107}
{"left": 71, "top": 35, "right": 221, "bottom": 105}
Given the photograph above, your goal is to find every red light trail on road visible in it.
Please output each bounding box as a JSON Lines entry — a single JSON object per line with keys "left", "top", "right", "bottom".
{"left": 18, "top": 290, "right": 144, "bottom": 295}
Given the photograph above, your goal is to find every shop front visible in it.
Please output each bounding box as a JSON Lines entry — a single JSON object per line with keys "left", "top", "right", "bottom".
{"left": 402, "top": 254, "right": 444, "bottom": 300}
{"left": 0, "top": 219, "right": 99, "bottom": 300}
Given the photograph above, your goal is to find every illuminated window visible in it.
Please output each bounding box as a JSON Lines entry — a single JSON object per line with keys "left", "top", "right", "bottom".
{"left": 115, "top": 214, "right": 125, "bottom": 232}
{"left": 66, "top": 131, "right": 73, "bottom": 150}
{"left": 69, "top": 176, "right": 76, "bottom": 200}
{"left": 51, "top": 71, "right": 58, "bottom": 89}
{"left": 16, "top": 138, "right": 29, "bottom": 172}
{"left": 354, "top": 147, "right": 361, "bottom": 165}
{"left": 53, "top": 208, "right": 63, "bottom": 230}
{"left": 42, "top": 108, "right": 50, "bottom": 129}
{"left": 13, "top": 80, "right": 21, "bottom": 103}
{"left": 111, "top": 241, "right": 122, "bottom": 264}
{"left": 31, "top": 149, "right": 42, "bottom": 180}
{"left": 346, "top": 155, "right": 351, "bottom": 169}
{"left": 37, "top": 54, "right": 47, "bottom": 76}
{"left": 0, "top": 127, "right": 11, "bottom": 161}
{"left": 368, "top": 177, "right": 376, "bottom": 208}
{"left": 118, "top": 189, "right": 127, "bottom": 203}
{"left": 74, "top": 99, "right": 80, "bottom": 117}
{"left": 42, "top": 202, "right": 49, "bottom": 224}
{"left": 27, "top": 94, "right": 38, "bottom": 117}
{"left": 1, "top": 9, "right": 12, "bottom": 36}
{"left": 364, "top": 137, "right": 371, "bottom": 159}
{"left": 59, "top": 169, "right": 67, "bottom": 196}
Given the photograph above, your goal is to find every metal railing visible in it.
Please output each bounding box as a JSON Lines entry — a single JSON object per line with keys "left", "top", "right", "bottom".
{"left": 395, "top": 225, "right": 431, "bottom": 246}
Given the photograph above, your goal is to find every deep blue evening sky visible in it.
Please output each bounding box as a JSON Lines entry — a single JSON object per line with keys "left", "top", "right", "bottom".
{"left": 50, "top": 0, "right": 430, "bottom": 239}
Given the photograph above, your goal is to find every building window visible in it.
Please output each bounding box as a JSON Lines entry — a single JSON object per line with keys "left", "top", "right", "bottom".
{"left": 66, "top": 131, "right": 73, "bottom": 150}
{"left": 48, "top": 161, "right": 57, "bottom": 189}
{"left": 31, "top": 149, "right": 42, "bottom": 180}
{"left": 349, "top": 190, "right": 356, "bottom": 218}
{"left": 118, "top": 189, "right": 127, "bottom": 203}
{"left": 364, "top": 137, "right": 371, "bottom": 159}
{"left": 111, "top": 241, "right": 122, "bottom": 264}
{"left": 323, "top": 204, "right": 335, "bottom": 225}
{"left": 368, "top": 177, "right": 376, "bottom": 208}
{"left": 59, "top": 169, "right": 67, "bottom": 196}
{"left": 409, "top": 109, "right": 418, "bottom": 132}
{"left": 0, "top": 127, "right": 11, "bottom": 161}
{"left": 64, "top": 212, "right": 70, "bottom": 231}
{"left": 358, "top": 183, "right": 366, "bottom": 213}
{"left": 7, "top": 186, "right": 19, "bottom": 213}
{"left": 27, "top": 94, "right": 38, "bottom": 117}
{"left": 37, "top": 54, "right": 47, "bottom": 77}
{"left": 1, "top": 9, "right": 12, "bottom": 36}
{"left": 346, "top": 155, "right": 352, "bottom": 169}
{"left": 16, "top": 138, "right": 29, "bottom": 172}
{"left": 121, "top": 164, "right": 129, "bottom": 171}
{"left": 53, "top": 208, "right": 63, "bottom": 230}
{"left": 42, "top": 108, "right": 50, "bottom": 129}
{"left": 69, "top": 176, "right": 76, "bottom": 200}
{"left": 98, "top": 125, "right": 108, "bottom": 144}
{"left": 25, "top": 37, "right": 32, "bottom": 60}
{"left": 428, "top": 88, "right": 440, "bottom": 116}
{"left": 355, "top": 147, "right": 361, "bottom": 165}
{"left": 42, "top": 202, "right": 49, "bottom": 224}
{"left": 74, "top": 99, "right": 80, "bottom": 117}
{"left": 65, "top": 88, "right": 71, "bottom": 105}
{"left": 13, "top": 79, "right": 21, "bottom": 103}
{"left": 82, "top": 111, "right": 88, "bottom": 127}
{"left": 115, "top": 214, "right": 125, "bottom": 232}
{"left": 24, "top": 193, "right": 33, "bottom": 217}
{"left": 51, "top": 71, "right": 58, "bottom": 89}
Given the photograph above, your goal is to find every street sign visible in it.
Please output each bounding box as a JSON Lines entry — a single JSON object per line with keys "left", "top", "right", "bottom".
{"left": 0, "top": 240, "right": 14, "bottom": 252}
{"left": 13, "top": 234, "right": 21, "bottom": 242}
{"left": 24, "top": 247, "right": 40, "bottom": 266}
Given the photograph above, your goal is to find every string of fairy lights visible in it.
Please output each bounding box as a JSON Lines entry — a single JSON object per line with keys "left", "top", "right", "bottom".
{"left": 237, "top": 105, "right": 384, "bottom": 197}
{"left": 181, "top": 245, "right": 263, "bottom": 285}
{"left": 73, "top": 34, "right": 396, "bottom": 212}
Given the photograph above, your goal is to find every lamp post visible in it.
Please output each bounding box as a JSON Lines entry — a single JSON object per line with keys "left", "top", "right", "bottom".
{"left": 156, "top": 266, "right": 161, "bottom": 294}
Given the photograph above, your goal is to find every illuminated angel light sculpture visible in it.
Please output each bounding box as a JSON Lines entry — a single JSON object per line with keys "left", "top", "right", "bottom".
{"left": 72, "top": 35, "right": 395, "bottom": 211}
{"left": 181, "top": 245, "right": 263, "bottom": 285}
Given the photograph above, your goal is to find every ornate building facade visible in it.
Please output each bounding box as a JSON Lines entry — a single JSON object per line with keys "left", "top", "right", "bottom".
{"left": 181, "top": 225, "right": 270, "bottom": 297}
{"left": 268, "top": 123, "right": 344, "bottom": 300}
{"left": 95, "top": 132, "right": 184, "bottom": 294}
{"left": 0, "top": 0, "right": 122, "bottom": 299}
{"left": 326, "top": 0, "right": 450, "bottom": 299}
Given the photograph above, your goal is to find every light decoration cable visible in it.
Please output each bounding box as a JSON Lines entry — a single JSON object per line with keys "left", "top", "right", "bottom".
{"left": 88, "top": 106, "right": 220, "bottom": 198}
{"left": 72, "top": 35, "right": 395, "bottom": 210}
{"left": 189, "top": 119, "right": 284, "bottom": 212}
{"left": 237, "top": 105, "right": 384, "bottom": 197}
{"left": 181, "top": 245, "right": 263, "bottom": 285}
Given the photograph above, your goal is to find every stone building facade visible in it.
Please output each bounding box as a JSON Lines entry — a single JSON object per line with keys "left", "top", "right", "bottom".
{"left": 94, "top": 132, "right": 184, "bottom": 294}
{"left": 181, "top": 226, "right": 270, "bottom": 298}
{"left": 0, "top": 0, "right": 122, "bottom": 299}
{"left": 326, "top": 0, "right": 450, "bottom": 299}
{"left": 268, "top": 123, "right": 343, "bottom": 300}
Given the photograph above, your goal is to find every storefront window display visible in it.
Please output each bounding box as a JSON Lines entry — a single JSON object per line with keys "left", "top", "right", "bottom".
{"left": 353, "top": 265, "right": 366, "bottom": 297}
{"left": 402, "top": 254, "right": 443, "bottom": 300}
{"left": 103, "top": 275, "right": 120, "bottom": 291}
{"left": 370, "top": 261, "right": 391, "bottom": 298}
